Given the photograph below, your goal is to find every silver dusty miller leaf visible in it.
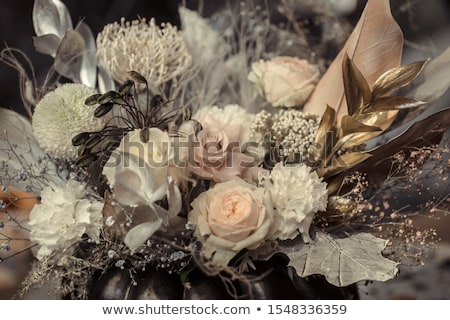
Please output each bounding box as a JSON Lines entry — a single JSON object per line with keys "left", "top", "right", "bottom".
{"left": 286, "top": 232, "right": 399, "bottom": 287}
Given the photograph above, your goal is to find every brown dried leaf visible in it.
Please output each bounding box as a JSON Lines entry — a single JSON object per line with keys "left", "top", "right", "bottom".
{"left": 342, "top": 54, "right": 372, "bottom": 116}
{"left": 372, "top": 60, "right": 428, "bottom": 99}
{"left": 304, "top": 0, "right": 403, "bottom": 121}
{"left": 366, "top": 96, "right": 427, "bottom": 113}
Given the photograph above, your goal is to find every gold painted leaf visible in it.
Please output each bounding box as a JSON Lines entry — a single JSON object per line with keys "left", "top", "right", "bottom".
{"left": 313, "top": 105, "right": 337, "bottom": 162}
{"left": 303, "top": 0, "right": 403, "bottom": 121}
{"left": 338, "top": 116, "right": 382, "bottom": 149}
{"left": 366, "top": 96, "right": 427, "bottom": 112}
{"left": 341, "top": 115, "right": 381, "bottom": 137}
{"left": 372, "top": 60, "right": 428, "bottom": 99}
{"left": 342, "top": 54, "right": 371, "bottom": 116}
{"left": 355, "top": 110, "right": 399, "bottom": 131}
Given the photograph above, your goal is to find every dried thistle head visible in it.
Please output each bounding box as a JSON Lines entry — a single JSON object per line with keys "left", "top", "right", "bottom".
{"left": 96, "top": 18, "right": 192, "bottom": 85}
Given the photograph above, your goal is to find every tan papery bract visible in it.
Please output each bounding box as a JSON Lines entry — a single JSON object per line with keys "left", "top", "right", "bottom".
{"left": 304, "top": 0, "right": 403, "bottom": 120}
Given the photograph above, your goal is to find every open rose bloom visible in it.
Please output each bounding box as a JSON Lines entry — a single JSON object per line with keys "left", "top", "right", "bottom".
{"left": 188, "top": 180, "right": 274, "bottom": 266}
{"left": 248, "top": 56, "right": 320, "bottom": 107}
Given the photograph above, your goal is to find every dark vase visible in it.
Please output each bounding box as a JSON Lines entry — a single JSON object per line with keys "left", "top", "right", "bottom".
{"left": 88, "top": 256, "right": 359, "bottom": 300}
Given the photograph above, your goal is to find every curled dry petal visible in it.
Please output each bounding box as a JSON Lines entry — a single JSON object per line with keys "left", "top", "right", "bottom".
{"left": 33, "top": 0, "right": 73, "bottom": 38}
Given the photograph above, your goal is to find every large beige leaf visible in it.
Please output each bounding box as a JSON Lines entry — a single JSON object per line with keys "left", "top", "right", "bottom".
{"left": 287, "top": 232, "right": 399, "bottom": 287}
{"left": 303, "top": 0, "right": 403, "bottom": 120}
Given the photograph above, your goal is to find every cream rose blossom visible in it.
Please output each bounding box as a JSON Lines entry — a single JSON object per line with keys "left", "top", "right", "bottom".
{"left": 188, "top": 179, "right": 273, "bottom": 266}
{"left": 248, "top": 56, "right": 320, "bottom": 107}
{"left": 102, "top": 128, "right": 183, "bottom": 251}
{"left": 102, "top": 128, "right": 172, "bottom": 207}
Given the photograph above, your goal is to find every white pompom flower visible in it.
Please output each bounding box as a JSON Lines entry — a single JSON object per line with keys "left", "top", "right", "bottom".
{"left": 263, "top": 163, "right": 328, "bottom": 242}
{"left": 32, "top": 83, "right": 105, "bottom": 160}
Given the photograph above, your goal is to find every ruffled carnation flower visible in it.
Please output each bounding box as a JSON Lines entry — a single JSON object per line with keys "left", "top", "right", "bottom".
{"left": 96, "top": 18, "right": 192, "bottom": 84}
{"left": 188, "top": 179, "right": 273, "bottom": 267}
{"left": 263, "top": 163, "right": 328, "bottom": 242}
{"left": 32, "top": 83, "right": 105, "bottom": 160}
{"left": 28, "top": 179, "right": 103, "bottom": 260}
{"left": 248, "top": 56, "right": 320, "bottom": 107}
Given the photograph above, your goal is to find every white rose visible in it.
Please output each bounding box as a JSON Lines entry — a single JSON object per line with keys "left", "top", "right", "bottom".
{"left": 103, "top": 128, "right": 172, "bottom": 207}
{"left": 263, "top": 163, "right": 328, "bottom": 242}
{"left": 188, "top": 179, "right": 273, "bottom": 267}
{"left": 29, "top": 179, "right": 103, "bottom": 260}
{"left": 248, "top": 56, "right": 320, "bottom": 107}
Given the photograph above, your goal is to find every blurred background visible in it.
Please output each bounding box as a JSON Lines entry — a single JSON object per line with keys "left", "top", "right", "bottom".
{"left": 0, "top": 0, "right": 450, "bottom": 115}
{"left": 1, "top": 0, "right": 449, "bottom": 113}
{"left": 0, "top": 0, "right": 449, "bottom": 299}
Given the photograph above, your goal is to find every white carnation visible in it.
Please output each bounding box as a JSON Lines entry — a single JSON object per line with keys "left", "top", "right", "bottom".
{"left": 29, "top": 179, "right": 104, "bottom": 260}
{"left": 263, "top": 163, "right": 328, "bottom": 242}
{"left": 32, "top": 83, "right": 105, "bottom": 160}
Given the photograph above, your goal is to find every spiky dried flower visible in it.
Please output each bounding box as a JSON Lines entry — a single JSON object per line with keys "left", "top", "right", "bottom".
{"left": 96, "top": 18, "right": 192, "bottom": 85}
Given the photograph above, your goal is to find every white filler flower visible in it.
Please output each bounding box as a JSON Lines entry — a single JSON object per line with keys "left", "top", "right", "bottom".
{"left": 29, "top": 179, "right": 104, "bottom": 260}
{"left": 264, "top": 163, "right": 328, "bottom": 242}
{"left": 32, "top": 83, "right": 105, "bottom": 160}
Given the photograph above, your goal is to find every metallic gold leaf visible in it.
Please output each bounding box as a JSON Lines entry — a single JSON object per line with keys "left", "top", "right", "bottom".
{"left": 343, "top": 54, "right": 372, "bottom": 116}
{"left": 313, "top": 105, "right": 337, "bottom": 162}
{"left": 372, "top": 60, "right": 428, "bottom": 99}
{"left": 365, "top": 96, "right": 427, "bottom": 112}
{"left": 355, "top": 110, "right": 399, "bottom": 131}
{"left": 341, "top": 115, "right": 381, "bottom": 137}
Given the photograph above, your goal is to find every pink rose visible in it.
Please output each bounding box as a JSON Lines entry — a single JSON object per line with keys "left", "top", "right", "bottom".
{"left": 189, "top": 126, "right": 257, "bottom": 182}
{"left": 248, "top": 56, "right": 320, "bottom": 107}
{"left": 189, "top": 105, "right": 262, "bottom": 182}
{"left": 188, "top": 179, "right": 273, "bottom": 266}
